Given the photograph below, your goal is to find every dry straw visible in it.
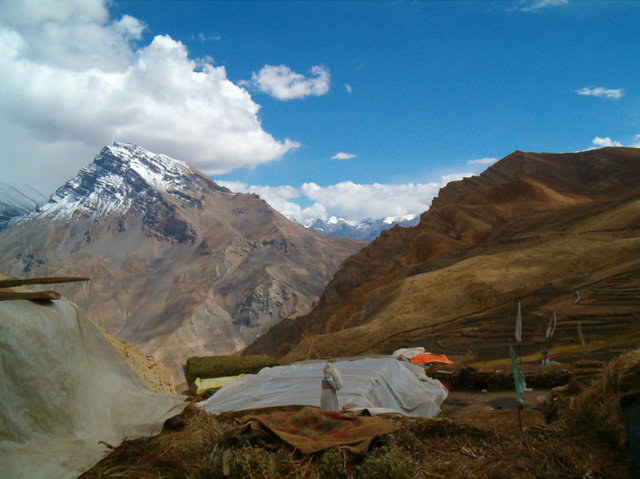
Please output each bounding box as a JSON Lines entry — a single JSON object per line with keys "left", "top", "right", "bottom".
{"left": 570, "top": 348, "right": 640, "bottom": 446}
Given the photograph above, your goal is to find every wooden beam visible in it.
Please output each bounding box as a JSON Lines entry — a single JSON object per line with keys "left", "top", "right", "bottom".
{"left": 0, "top": 291, "right": 61, "bottom": 301}
{"left": 0, "top": 277, "right": 89, "bottom": 289}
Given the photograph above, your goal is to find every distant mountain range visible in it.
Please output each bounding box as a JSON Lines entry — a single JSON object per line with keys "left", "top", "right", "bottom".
{"left": 305, "top": 215, "right": 419, "bottom": 241}
{"left": 0, "top": 143, "right": 364, "bottom": 378}
{"left": 245, "top": 147, "right": 640, "bottom": 363}
{"left": 0, "top": 179, "right": 417, "bottom": 242}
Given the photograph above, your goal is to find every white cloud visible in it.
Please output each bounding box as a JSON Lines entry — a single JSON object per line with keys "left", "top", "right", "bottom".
{"left": 299, "top": 181, "right": 442, "bottom": 222}
{"left": 0, "top": 0, "right": 109, "bottom": 25}
{"left": 576, "top": 87, "right": 624, "bottom": 100}
{"left": 591, "top": 137, "right": 622, "bottom": 148}
{"left": 440, "top": 173, "right": 474, "bottom": 184}
{"left": 466, "top": 157, "right": 497, "bottom": 166}
{"left": 216, "top": 174, "right": 474, "bottom": 225}
{"left": 216, "top": 180, "right": 323, "bottom": 223}
{"left": 250, "top": 64, "right": 330, "bottom": 100}
{"left": 520, "top": 0, "right": 568, "bottom": 12}
{"left": 580, "top": 135, "right": 640, "bottom": 151}
{"left": 0, "top": 0, "right": 298, "bottom": 193}
{"left": 331, "top": 152, "right": 356, "bottom": 160}
{"left": 197, "top": 33, "right": 220, "bottom": 42}
{"left": 114, "top": 14, "right": 145, "bottom": 40}
{"left": 216, "top": 181, "right": 300, "bottom": 201}
{"left": 345, "top": 83, "right": 353, "bottom": 94}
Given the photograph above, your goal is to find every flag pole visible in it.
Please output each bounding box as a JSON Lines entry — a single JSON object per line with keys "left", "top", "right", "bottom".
{"left": 543, "top": 311, "right": 556, "bottom": 366}
{"left": 518, "top": 403, "right": 523, "bottom": 431}
{"left": 509, "top": 342, "right": 526, "bottom": 432}
{"left": 577, "top": 321, "right": 586, "bottom": 359}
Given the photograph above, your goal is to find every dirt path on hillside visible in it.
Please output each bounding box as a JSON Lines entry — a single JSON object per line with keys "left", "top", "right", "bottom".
{"left": 442, "top": 388, "right": 551, "bottom": 418}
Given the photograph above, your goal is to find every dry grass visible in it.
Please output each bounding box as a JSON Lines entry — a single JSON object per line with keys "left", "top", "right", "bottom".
{"left": 469, "top": 326, "right": 640, "bottom": 370}
{"left": 569, "top": 348, "right": 640, "bottom": 447}
{"left": 81, "top": 412, "right": 635, "bottom": 478}
{"left": 81, "top": 349, "right": 640, "bottom": 478}
{"left": 80, "top": 374, "right": 638, "bottom": 479}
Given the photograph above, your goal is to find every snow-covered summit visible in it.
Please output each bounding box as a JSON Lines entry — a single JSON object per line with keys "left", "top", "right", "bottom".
{"left": 36, "top": 143, "right": 214, "bottom": 219}
{"left": 306, "top": 214, "right": 419, "bottom": 241}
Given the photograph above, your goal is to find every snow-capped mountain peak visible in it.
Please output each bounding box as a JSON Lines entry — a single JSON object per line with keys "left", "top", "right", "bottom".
{"left": 37, "top": 142, "right": 205, "bottom": 219}
{"left": 326, "top": 215, "right": 358, "bottom": 227}
{"left": 106, "top": 142, "right": 190, "bottom": 189}
{"left": 305, "top": 214, "right": 419, "bottom": 241}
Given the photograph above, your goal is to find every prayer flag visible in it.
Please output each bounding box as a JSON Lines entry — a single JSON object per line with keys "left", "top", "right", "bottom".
{"left": 577, "top": 322, "right": 586, "bottom": 349}
{"left": 546, "top": 311, "right": 557, "bottom": 339}
{"left": 509, "top": 344, "right": 526, "bottom": 404}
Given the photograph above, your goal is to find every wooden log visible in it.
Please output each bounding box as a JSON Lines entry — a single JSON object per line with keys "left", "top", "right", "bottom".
{"left": 0, "top": 290, "right": 61, "bottom": 301}
{"left": 0, "top": 277, "right": 89, "bottom": 289}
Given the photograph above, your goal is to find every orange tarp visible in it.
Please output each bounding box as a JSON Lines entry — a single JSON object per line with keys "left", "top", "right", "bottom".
{"left": 411, "top": 353, "right": 454, "bottom": 365}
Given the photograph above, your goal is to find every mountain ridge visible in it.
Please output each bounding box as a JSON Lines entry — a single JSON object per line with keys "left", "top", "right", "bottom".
{"left": 244, "top": 147, "right": 640, "bottom": 362}
{"left": 36, "top": 142, "right": 226, "bottom": 221}
{"left": 0, "top": 143, "right": 365, "bottom": 378}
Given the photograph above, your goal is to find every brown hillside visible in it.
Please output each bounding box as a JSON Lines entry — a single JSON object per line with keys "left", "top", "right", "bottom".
{"left": 244, "top": 147, "right": 640, "bottom": 361}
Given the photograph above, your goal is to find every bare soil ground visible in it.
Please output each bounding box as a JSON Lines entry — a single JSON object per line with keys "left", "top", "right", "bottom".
{"left": 442, "top": 388, "right": 550, "bottom": 419}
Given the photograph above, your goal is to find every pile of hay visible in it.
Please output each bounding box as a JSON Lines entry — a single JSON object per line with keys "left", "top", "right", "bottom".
{"left": 570, "top": 348, "right": 640, "bottom": 446}
{"left": 81, "top": 402, "right": 636, "bottom": 479}
{"left": 100, "top": 326, "right": 177, "bottom": 394}
{"left": 185, "top": 354, "right": 279, "bottom": 391}
{"left": 426, "top": 363, "right": 575, "bottom": 390}
{"left": 80, "top": 351, "right": 640, "bottom": 479}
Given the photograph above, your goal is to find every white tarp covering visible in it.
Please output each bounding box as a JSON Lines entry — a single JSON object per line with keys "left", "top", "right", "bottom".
{"left": 198, "top": 357, "right": 448, "bottom": 418}
{"left": 392, "top": 347, "right": 426, "bottom": 361}
{"left": 0, "top": 299, "right": 186, "bottom": 479}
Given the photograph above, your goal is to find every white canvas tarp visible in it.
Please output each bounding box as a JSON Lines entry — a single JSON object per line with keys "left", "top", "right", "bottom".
{"left": 0, "top": 298, "right": 186, "bottom": 479}
{"left": 198, "top": 357, "right": 448, "bottom": 418}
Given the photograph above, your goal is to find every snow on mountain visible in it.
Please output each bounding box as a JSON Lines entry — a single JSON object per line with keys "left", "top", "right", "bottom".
{"left": 306, "top": 214, "right": 419, "bottom": 241}
{"left": 5, "top": 142, "right": 421, "bottom": 243}
{"left": 0, "top": 142, "right": 365, "bottom": 379}
{"left": 35, "top": 142, "right": 229, "bottom": 219}
{"left": 383, "top": 214, "right": 417, "bottom": 225}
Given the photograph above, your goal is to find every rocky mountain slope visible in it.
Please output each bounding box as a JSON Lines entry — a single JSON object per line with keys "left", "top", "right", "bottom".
{"left": 245, "top": 147, "right": 640, "bottom": 362}
{"left": 0, "top": 143, "right": 364, "bottom": 378}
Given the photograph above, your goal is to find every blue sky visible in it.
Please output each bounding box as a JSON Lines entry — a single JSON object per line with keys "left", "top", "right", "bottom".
{"left": 1, "top": 0, "right": 638, "bottom": 224}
